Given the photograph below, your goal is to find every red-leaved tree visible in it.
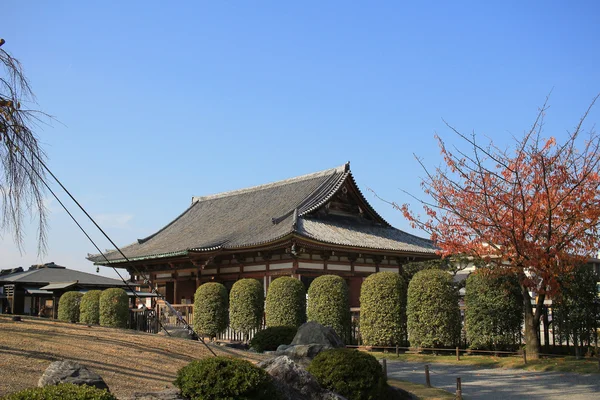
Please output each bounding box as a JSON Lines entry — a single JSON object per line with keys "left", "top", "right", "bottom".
{"left": 400, "top": 96, "right": 600, "bottom": 359}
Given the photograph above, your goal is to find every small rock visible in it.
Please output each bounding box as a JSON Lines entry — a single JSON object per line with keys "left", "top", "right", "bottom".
{"left": 38, "top": 360, "right": 109, "bottom": 392}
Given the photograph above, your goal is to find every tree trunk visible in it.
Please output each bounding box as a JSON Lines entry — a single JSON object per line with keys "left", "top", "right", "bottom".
{"left": 522, "top": 287, "right": 541, "bottom": 360}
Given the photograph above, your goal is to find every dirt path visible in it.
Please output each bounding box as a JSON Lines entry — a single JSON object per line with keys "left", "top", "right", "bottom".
{"left": 0, "top": 316, "right": 263, "bottom": 398}
{"left": 387, "top": 360, "right": 600, "bottom": 399}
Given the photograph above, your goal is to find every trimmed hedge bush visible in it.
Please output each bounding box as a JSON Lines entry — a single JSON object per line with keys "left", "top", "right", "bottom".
{"left": 229, "top": 279, "right": 264, "bottom": 340}
{"left": 99, "top": 288, "right": 129, "bottom": 328}
{"left": 174, "top": 357, "right": 281, "bottom": 400}
{"left": 58, "top": 291, "right": 84, "bottom": 323}
{"left": 79, "top": 290, "right": 102, "bottom": 325}
{"left": 2, "top": 383, "right": 116, "bottom": 400}
{"left": 193, "top": 282, "right": 228, "bottom": 339}
{"left": 307, "top": 275, "right": 351, "bottom": 343}
{"left": 249, "top": 326, "right": 297, "bottom": 352}
{"left": 359, "top": 272, "right": 406, "bottom": 346}
{"left": 407, "top": 269, "right": 461, "bottom": 348}
{"left": 465, "top": 270, "right": 523, "bottom": 350}
{"left": 307, "top": 348, "right": 387, "bottom": 400}
{"left": 265, "top": 277, "right": 306, "bottom": 328}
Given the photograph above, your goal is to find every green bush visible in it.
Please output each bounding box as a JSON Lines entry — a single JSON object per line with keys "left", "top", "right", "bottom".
{"left": 265, "top": 277, "right": 306, "bottom": 328}
{"left": 57, "top": 291, "right": 84, "bottom": 323}
{"left": 193, "top": 282, "right": 228, "bottom": 339}
{"left": 407, "top": 269, "right": 461, "bottom": 348}
{"left": 465, "top": 270, "right": 523, "bottom": 350}
{"left": 359, "top": 272, "right": 406, "bottom": 346}
{"left": 79, "top": 290, "right": 102, "bottom": 325}
{"left": 1, "top": 383, "right": 116, "bottom": 400}
{"left": 249, "top": 326, "right": 297, "bottom": 352}
{"left": 307, "top": 348, "right": 387, "bottom": 400}
{"left": 99, "top": 288, "right": 129, "bottom": 328}
{"left": 307, "top": 275, "right": 351, "bottom": 343}
{"left": 174, "top": 357, "right": 281, "bottom": 400}
{"left": 229, "top": 279, "right": 264, "bottom": 340}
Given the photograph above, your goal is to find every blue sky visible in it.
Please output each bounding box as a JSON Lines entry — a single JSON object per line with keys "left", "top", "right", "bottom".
{"left": 2, "top": 1, "right": 599, "bottom": 278}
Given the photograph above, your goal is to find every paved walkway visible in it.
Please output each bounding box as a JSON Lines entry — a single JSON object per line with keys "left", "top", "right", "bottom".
{"left": 386, "top": 361, "right": 600, "bottom": 399}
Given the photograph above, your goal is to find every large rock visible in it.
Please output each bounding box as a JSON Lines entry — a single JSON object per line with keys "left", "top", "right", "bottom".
{"left": 290, "top": 322, "right": 344, "bottom": 348}
{"left": 276, "top": 322, "right": 344, "bottom": 359}
{"left": 38, "top": 360, "right": 109, "bottom": 391}
{"left": 259, "top": 356, "right": 346, "bottom": 400}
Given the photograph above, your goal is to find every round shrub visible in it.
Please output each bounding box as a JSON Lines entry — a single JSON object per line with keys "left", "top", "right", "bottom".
{"left": 359, "top": 271, "right": 406, "bottom": 346}
{"left": 79, "top": 290, "right": 102, "bottom": 325}
{"left": 307, "top": 275, "right": 351, "bottom": 343}
{"left": 229, "top": 279, "right": 264, "bottom": 340}
{"left": 265, "top": 277, "right": 306, "bottom": 328}
{"left": 2, "top": 383, "right": 116, "bottom": 400}
{"left": 193, "top": 282, "right": 228, "bottom": 339}
{"left": 407, "top": 269, "right": 461, "bottom": 348}
{"left": 307, "top": 348, "right": 387, "bottom": 400}
{"left": 99, "top": 288, "right": 129, "bottom": 328}
{"left": 57, "top": 291, "right": 84, "bottom": 323}
{"left": 465, "top": 270, "right": 523, "bottom": 350}
{"left": 174, "top": 357, "right": 281, "bottom": 400}
{"left": 249, "top": 326, "right": 297, "bottom": 352}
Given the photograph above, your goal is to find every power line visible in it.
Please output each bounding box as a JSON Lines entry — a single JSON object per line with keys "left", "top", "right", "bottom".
{"left": 6, "top": 134, "right": 216, "bottom": 356}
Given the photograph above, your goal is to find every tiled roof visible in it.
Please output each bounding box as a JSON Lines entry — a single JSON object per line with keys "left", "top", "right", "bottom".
{"left": 298, "top": 217, "right": 435, "bottom": 253}
{"left": 0, "top": 267, "right": 127, "bottom": 286}
{"left": 89, "top": 163, "right": 435, "bottom": 264}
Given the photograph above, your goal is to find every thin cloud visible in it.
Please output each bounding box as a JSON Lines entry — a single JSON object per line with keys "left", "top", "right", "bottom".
{"left": 93, "top": 213, "right": 134, "bottom": 229}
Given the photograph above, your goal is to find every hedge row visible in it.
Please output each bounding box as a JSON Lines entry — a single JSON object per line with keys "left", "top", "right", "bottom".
{"left": 57, "top": 288, "right": 129, "bottom": 328}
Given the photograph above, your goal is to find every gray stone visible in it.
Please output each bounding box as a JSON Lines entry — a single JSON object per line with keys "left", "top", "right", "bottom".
{"left": 275, "top": 322, "right": 344, "bottom": 359}
{"left": 259, "top": 356, "right": 346, "bottom": 400}
{"left": 122, "top": 388, "right": 185, "bottom": 400}
{"left": 277, "top": 344, "right": 292, "bottom": 352}
{"left": 291, "top": 322, "right": 344, "bottom": 348}
{"left": 276, "top": 344, "right": 329, "bottom": 359}
{"left": 38, "top": 360, "right": 109, "bottom": 391}
{"left": 159, "top": 327, "right": 195, "bottom": 340}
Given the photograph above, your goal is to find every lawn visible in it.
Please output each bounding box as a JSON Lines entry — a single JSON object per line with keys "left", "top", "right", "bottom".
{"left": 0, "top": 315, "right": 264, "bottom": 398}
{"left": 367, "top": 349, "right": 600, "bottom": 374}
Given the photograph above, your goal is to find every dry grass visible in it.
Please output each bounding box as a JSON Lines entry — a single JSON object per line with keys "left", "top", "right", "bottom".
{"left": 0, "top": 315, "right": 265, "bottom": 398}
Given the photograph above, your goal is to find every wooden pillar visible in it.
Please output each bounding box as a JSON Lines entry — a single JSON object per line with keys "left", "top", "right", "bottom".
{"left": 173, "top": 271, "right": 179, "bottom": 305}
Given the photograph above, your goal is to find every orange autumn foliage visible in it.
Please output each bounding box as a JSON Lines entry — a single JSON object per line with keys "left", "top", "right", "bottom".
{"left": 401, "top": 97, "right": 600, "bottom": 298}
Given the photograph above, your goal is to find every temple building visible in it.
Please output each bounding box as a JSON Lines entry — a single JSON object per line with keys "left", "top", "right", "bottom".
{"left": 88, "top": 163, "right": 437, "bottom": 307}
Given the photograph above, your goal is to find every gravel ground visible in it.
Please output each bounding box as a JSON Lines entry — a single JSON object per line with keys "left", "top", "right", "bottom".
{"left": 387, "top": 360, "right": 600, "bottom": 399}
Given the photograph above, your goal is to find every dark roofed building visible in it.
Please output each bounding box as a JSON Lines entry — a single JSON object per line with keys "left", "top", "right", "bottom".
{"left": 0, "top": 262, "right": 131, "bottom": 318}
{"left": 89, "top": 163, "right": 437, "bottom": 307}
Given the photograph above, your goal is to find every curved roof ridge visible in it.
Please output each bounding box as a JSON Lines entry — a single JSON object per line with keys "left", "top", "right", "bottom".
{"left": 137, "top": 201, "right": 200, "bottom": 244}
{"left": 192, "top": 163, "right": 348, "bottom": 203}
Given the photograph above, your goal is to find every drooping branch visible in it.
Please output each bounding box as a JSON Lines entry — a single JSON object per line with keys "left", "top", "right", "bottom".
{"left": 0, "top": 38, "right": 49, "bottom": 253}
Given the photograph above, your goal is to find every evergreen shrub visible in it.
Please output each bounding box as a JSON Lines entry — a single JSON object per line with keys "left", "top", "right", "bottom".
{"left": 359, "top": 271, "right": 406, "bottom": 346}
{"left": 174, "top": 357, "right": 281, "bottom": 400}
{"left": 307, "top": 348, "right": 388, "bottom": 400}
{"left": 249, "top": 326, "right": 297, "bottom": 352}
{"left": 465, "top": 270, "right": 523, "bottom": 350}
{"left": 265, "top": 277, "right": 306, "bottom": 328}
{"left": 229, "top": 279, "right": 264, "bottom": 339}
{"left": 99, "top": 288, "right": 129, "bottom": 328}
{"left": 2, "top": 383, "right": 116, "bottom": 400}
{"left": 307, "top": 274, "right": 351, "bottom": 343}
{"left": 79, "top": 290, "right": 102, "bottom": 325}
{"left": 407, "top": 269, "right": 461, "bottom": 348}
{"left": 57, "top": 291, "right": 84, "bottom": 323}
{"left": 193, "top": 282, "right": 228, "bottom": 339}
